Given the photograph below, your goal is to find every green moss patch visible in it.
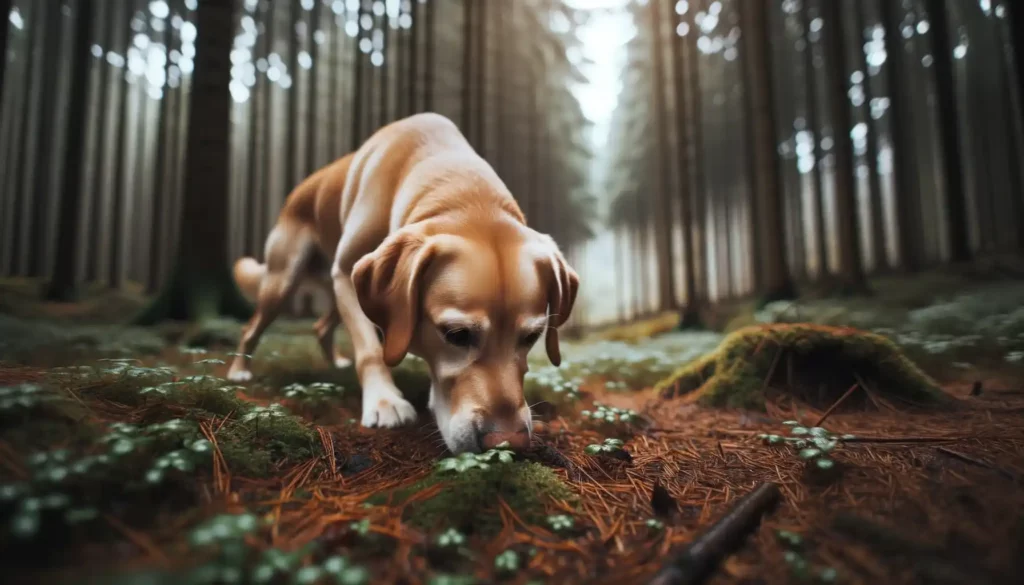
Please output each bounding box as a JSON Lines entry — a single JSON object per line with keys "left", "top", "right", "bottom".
{"left": 380, "top": 461, "right": 575, "bottom": 537}
{"left": 655, "top": 324, "right": 948, "bottom": 411}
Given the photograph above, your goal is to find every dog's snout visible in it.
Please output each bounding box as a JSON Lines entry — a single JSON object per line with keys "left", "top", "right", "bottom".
{"left": 477, "top": 424, "right": 531, "bottom": 452}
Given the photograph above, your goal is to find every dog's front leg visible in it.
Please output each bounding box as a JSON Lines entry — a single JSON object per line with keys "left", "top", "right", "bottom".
{"left": 331, "top": 267, "right": 417, "bottom": 428}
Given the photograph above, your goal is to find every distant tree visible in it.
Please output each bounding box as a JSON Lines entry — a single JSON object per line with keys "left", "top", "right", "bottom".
{"left": 925, "top": 0, "right": 970, "bottom": 263}
{"left": 881, "top": 0, "right": 923, "bottom": 271}
{"left": 0, "top": 0, "right": 11, "bottom": 91}
{"left": 821, "top": 0, "right": 865, "bottom": 292}
{"left": 669, "top": 0, "right": 700, "bottom": 327}
{"left": 648, "top": 0, "right": 675, "bottom": 312}
{"left": 854, "top": 1, "right": 888, "bottom": 271}
{"left": 740, "top": 0, "right": 795, "bottom": 303}
{"left": 135, "top": 0, "right": 251, "bottom": 324}
{"left": 350, "top": 0, "right": 367, "bottom": 150}
{"left": 46, "top": 0, "right": 96, "bottom": 301}
{"left": 801, "top": 0, "right": 829, "bottom": 278}
{"left": 306, "top": 0, "right": 321, "bottom": 173}
{"left": 245, "top": 1, "right": 267, "bottom": 254}
{"left": 285, "top": 0, "right": 300, "bottom": 187}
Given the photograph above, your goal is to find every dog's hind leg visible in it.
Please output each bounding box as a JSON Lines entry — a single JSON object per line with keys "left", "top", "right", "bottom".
{"left": 312, "top": 285, "right": 352, "bottom": 369}
{"left": 227, "top": 224, "right": 317, "bottom": 382}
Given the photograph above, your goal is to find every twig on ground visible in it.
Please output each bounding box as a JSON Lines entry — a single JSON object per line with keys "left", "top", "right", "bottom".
{"left": 646, "top": 482, "right": 782, "bottom": 585}
{"left": 814, "top": 383, "right": 860, "bottom": 427}
{"left": 935, "top": 446, "right": 1018, "bottom": 481}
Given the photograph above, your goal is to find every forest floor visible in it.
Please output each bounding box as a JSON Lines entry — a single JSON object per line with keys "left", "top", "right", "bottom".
{"left": 1, "top": 269, "right": 1024, "bottom": 585}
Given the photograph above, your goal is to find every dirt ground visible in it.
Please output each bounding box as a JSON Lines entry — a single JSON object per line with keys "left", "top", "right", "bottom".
{"left": 1, "top": 274, "right": 1023, "bottom": 585}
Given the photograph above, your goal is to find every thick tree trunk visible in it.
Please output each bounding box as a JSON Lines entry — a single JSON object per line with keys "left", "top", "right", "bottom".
{"left": 854, "top": 0, "right": 888, "bottom": 271}
{"left": 924, "top": 0, "right": 970, "bottom": 263}
{"left": 881, "top": 0, "right": 922, "bottom": 270}
{"left": 424, "top": 0, "right": 436, "bottom": 112}
{"left": 741, "top": 0, "right": 795, "bottom": 304}
{"left": 147, "top": 1, "right": 180, "bottom": 293}
{"left": 350, "top": 1, "right": 367, "bottom": 151}
{"left": 245, "top": 2, "right": 266, "bottom": 255}
{"left": 286, "top": 0, "right": 300, "bottom": 187}
{"left": 135, "top": 0, "right": 251, "bottom": 324}
{"left": 84, "top": 1, "right": 114, "bottom": 282}
{"left": 306, "top": 0, "right": 320, "bottom": 173}
{"left": 110, "top": 1, "right": 142, "bottom": 288}
{"left": 28, "top": 3, "right": 65, "bottom": 279}
{"left": 801, "top": 0, "right": 829, "bottom": 279}
{"left": 649, "top": 0, "right": 676, "bottom": 312}
{"left": 0, "top": 0, "right": 10, "bottom": 90}
{"left": 46, "top": 0, "right": 95, "bottom": 301}
{"left": 687, "top": 0, "right": 709, "bottom": 305}
{"left": 670, "top": 0, "right": 699, "bottom": 327}
{"left": 3, "top": 1, "right": 40, "bottom": 276}
{"left": 461, "top": 0, "right": 473, "bottom": 140}
{"left": 821, "top": 0, "right": 865, "bottom": 292}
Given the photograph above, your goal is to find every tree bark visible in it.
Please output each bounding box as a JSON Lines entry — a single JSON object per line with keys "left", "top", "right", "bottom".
{"left": 924, "top": 0, "right": 970, "bottom": 263}
{"left": 881, "top": 0, "right": 923, "bottom": 271}
{"left": 306, "top": 0, "right": 321, "bottom": 173}
{"left": 741, "top": 0, "right": 795, "bottom": 303}
{"left": 821, "top": 0, "right": 865, "bottom": 292}
{"left": 855, "top": 0, "right": 888, "bottom": 271}
{"left": 670, "top": 0, "right": 699, "bottom": 327}
{"left": 380, "top": 0, "right": 391, "bottom": 126}
{"left": 649, "top": 0, "right": 676, "bottom": 311}
{"left": 147, "top": 1, "right": 180, "bottom": 293}
{"left": 135, "top": 0, "right": 251, "bottom": 324}
{"left": 109, "top": 1, "right": 142, "bottom": 288}
{"left": 687, "top": 0, "right": 709, "bottom": 304}
{"left": 474, "top": 0, "right": 486, "bottom": 158}
{"left": 0, "top": 0, "right": 11, "bottom": 93}
{"left": 408, "top": 0, "right": 420, "bottom": 115}
{"left": 424, "top": 0, "right": 437, "bottom": 112}
{"left": 28, "top": 2, "right": 65, "bottom": 279}
{"left": 461, "top": 0, "right": 473, "bottom": 141}
{"left": 801, "top": 0, "right": 830, "bottom": 279}
{"left": 245, "top": 2, "right": 266, "bottom": 255}
{"left": 286, "top": 0, "right": 300, "bottom": 187}
{"left": 46, "top": 0, "right": 96, "bottom": 301}
{"left": 350, "top": 1, "right": 367, "bottom": 151}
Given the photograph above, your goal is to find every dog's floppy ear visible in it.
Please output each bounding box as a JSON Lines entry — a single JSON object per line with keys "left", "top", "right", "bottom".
{"left": 535, "top": 236, "right": 580, "bottom": 367}
{"left": 351, "top": 227, "right": 437, "bottom": 367}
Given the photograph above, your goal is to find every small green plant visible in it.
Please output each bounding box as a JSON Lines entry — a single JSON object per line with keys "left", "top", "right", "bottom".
{"left": 775, "top": 528, "right": 839, "bottom": 583}
{"left": 580, "top": 402, "right": 636, "bottom": 425}
{"left": 428, "top": 575, "right": 476, "bottom": 585}
{"left": 758, "top": 422, "right": 855, "bottom": 471}
{"left": 645, "top": 518, "right": 664, "bottom": 532}
{"left": 282, "top": 382, "right": 346, "bottom": 403}
{"left": 436, "top": 443, "right": 515, "bottom": 473}
{"left": 241, "top": 403, "right": 291, "bottom": 423}
{"left": 436, "top": 527, "right": 466, "bottom": 548}
{"left": 585, "top": 438, "right": 625, "bottom": 456}
{"left": 0, "top": 383, "right": 61, "bottom": 413}
{"left": 349, "top": 518, "right": 371, "bottom": 536}
{"left": 494, "top": 549, "right": 519, "bottom": 574}
{"left": 546, "top": 514, "right": 574, "bottom": 532}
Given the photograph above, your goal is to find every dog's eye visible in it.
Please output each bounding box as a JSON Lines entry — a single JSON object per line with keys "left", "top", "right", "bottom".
{"left": 443, "top": 328, "right": 476, "bottom": 348}
{"left": 520, "top": 331, "right": 542, "bottom": 347}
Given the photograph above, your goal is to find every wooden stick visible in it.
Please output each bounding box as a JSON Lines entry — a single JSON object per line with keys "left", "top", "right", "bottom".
{"left": 813, "top": 382, "right": 860, "bottom": 427}
{"left": 935, "top": 446, "right": 1018, "bottom": 481}
{"left": 646, "top": 482, "right": 781, "bottom": 585}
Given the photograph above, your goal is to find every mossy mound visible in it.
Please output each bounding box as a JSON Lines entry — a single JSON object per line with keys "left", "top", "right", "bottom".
{"left": 378, "top": 461, "right": 575, "bottom": 537}
{"left": 654, "top": 324, "right": 948, "bottom": 411}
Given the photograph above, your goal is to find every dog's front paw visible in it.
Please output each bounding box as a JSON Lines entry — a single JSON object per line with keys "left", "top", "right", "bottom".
{"left": 361, "top": 387, "right": 417, "bottom": 428}
{"left": 227, "top": 367, "right": 253, "bottom": 382}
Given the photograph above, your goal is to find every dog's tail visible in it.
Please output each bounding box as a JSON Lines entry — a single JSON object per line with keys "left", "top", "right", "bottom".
{"left": 233, "top": 257, "right": 266, "bottom": 302}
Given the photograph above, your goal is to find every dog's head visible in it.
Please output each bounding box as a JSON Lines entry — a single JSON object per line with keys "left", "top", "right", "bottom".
{"left": 352, "top": 219, "right": 579, "bottom": 455}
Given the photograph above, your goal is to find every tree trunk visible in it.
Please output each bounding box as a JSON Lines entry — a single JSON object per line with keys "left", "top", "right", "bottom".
{"left": 881, "top": 0, "right": 923, "bottom": 271}
{"left": 670, "top": 0, "right": 699, "bottom": 327}
{"left": 802, "top": 0, "right": 830, "bottom": 279}
{"left": 325, "top": 6, "right": 338, "bottom": 158}
{"left": 84, "top": 0, "right": 114, "bottom": 282}
{"left": 110, "top": 1, "right": 142, "bottom": 288}
{"left": 45, "top": 0, "right": 95, "bottom": 301}
{"left": 408, "top": 0, "right": 420, "bottom": 115}
{"left": 135, "top": 0, "right": 251, "bottom": 324}
{"left": 3, "top": 0, "right": 40, "bottom": 276}
{"left": 648, "top": 0, "right": 676, "bottom": 312}
{"left": 261, "top": 2, "right": 277, "bottom": 245}
{"left": 0, "top": 0, "right": 11, "bottom": 93}
{"left": 821, "top": 0, "right": 865, "bottom": 292}
{"left": 28, "top": 2, "right": 65, "bottom": 279}
{"left": 687, "top": 0, "right": 709, "bottom": 305}
{"left": 855, "top": 0, "right": 888, "bottom": 271}
{"left": 306, "top": 0, "right": 320, "bottom": 173}
{"left": 147, "top": 1, "right": 180, "bottom": 293}
{"left": 741, "top": 0, "right": 795, "bottom": 304}
{"left": 380, "top": 0, "right": 391, "bottom": 126}
{"left": 461, "top": 0, "right": 473, "bottom": 140}
{"left": 996, "top": 3, "right": 1024, "bottom": 249}
{"left": 424, "top": 0, "right": 436, "bottom": 112}
{"left": 924, "top": 0, "right": 970, "bottom": 263}
{"left": 474, "top": 0, "right": 486, "bottom": 158}
{"left": 286, "top": 0, "right": 300, "bottom": 187}
{"left": 245, "top": 1, "right": 266, "bottom": 255}
{"left": 350, "top": 1, "right": 367, "bottom": 151}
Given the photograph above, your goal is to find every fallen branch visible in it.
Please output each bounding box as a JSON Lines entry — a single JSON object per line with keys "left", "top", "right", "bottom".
{"left": 646, "top": 482, "right": 781, "bottom": 585}
{"left": 813, "top": 382, "right": 860, "bottom": 427}
{"left": 935, "top": 446, "right": 1018, "bottom": 481}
